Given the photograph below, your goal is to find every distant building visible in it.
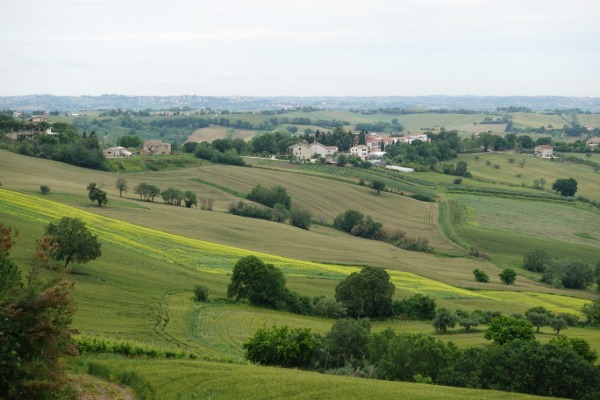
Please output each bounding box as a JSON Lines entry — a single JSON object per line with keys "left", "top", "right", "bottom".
{"left": 386, "top": 165, "right": 415, "bottom": 173}
{"left": 310, "top": 141, "right": 338, "bottom": 157}
{"left": 350, "top": 145, "right": 369, "bottom": 160}
{"left": 586, "top": 137, "right": 600, "bottom": 149}
{"left": 27, "top": 117, "right": 49, "bottom": 123}
{"left": 103, "top": 146, "right": 133, "bottom": 158}
{"left": 142, "top": 140, "right": 171, "bottom": 155}
{"left": 288, "top": 141, "right": 312, "bottom": 160}
{"left": 288, "top": 141, "right": 338, "bottom": 160}
{"left": 534, "top": 145, "right": 553, "bottom": 159}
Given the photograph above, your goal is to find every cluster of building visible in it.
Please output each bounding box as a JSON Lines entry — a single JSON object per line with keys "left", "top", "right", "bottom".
{"left": 103, "top": 140, "right": 171, "bottom": 158}
{"left": 288, "top": 133, "right": 430, "bottom": 163}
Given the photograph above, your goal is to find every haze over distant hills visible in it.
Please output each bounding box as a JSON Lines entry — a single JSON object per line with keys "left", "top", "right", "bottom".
{"left": 2, "top": 94, "right": 600, "bottom": 112}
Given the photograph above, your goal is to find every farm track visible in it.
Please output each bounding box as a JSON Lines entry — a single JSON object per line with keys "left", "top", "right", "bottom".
{"left": 152, "top": 290, "right": 189, "bottom": 351}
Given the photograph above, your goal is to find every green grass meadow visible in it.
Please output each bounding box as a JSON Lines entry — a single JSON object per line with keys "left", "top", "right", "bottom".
{"left": 2, "top": 147, "right": 600, "bottom": 398}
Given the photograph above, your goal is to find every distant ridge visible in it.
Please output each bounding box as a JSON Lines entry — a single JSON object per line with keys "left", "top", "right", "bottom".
{"left": 2, "top": 94, "right": 600, "bottom": 112}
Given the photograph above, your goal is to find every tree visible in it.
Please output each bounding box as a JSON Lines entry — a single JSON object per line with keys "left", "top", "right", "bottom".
{"left": 115, "top": 177, "right": 128, "bottom": 198}
{"left": 552, "top": 178, "right": 578, "bottom": 197}
{"left": 523, "top": 249, "right": 550, "bottom": 272}
{"left": 44, "top": 217, "right": 101, "bottom": 267}
{"left": 433, "top": 308, "right": 456, "bottom": 333}
{"left": 370, "top": 179, "right": 385, "bottom": 194}
{"left": 335, "top": 266, "right": 395, "bottom": 318}
{"left": 87, "top": 182, "right": 108, "bottom": 207}
{"left": 193, "top": 284, "right": 209, "bottom": 302}
{"left": 526, "top": 312, "right": 549, "bottom": 333}
{"left": 582, "top": 298, "right": 600, "bottom": 324}
{"left": 484, "top": 315, "right": 535, "bottom": 344}
{"left": 473, "top": 269, "right": 489, "bottom": 283}
{"left": 289, "top": 206, "right": 312, "bottom": 230}
{"left": 333, "top": 209, "right": 365, "bottom": 233}
{"left": 321, "top": 318, "right": 371, "bottom": 368}
{"left": 392, "top": 294, "right": 436, "bottom": 320}
{"left": 0, "top": 223, "right": 77, "bottom": 399}
{"left": 184, "top": 190, "right": 198, "bottom": 208}
{"left": 227, "top": 255, "right": 286, "bottom": 308}
{"left": 243, "top": 325, "right": 318, "bottom": 368}
{"left": 499, "top": 268, "right": 517, "bottom": 285}
{"left": 40, "top": 185, "right": 50, "bottom": 194}
{"left": 549, "top": 317, "right": 568, "bottom": 335}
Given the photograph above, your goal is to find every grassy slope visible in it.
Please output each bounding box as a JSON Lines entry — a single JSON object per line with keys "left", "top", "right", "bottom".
{"left": 2, "top": 149, "right": 598, "bottom": 398}
{"left": 458, "top": 152, "right": 600, "bottom": 200}
{"left": 84, "top": 357, "right": 557, "bottom": 400}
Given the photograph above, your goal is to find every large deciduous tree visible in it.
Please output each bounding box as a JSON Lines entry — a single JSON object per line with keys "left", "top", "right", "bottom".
{"left": 45, "top": 217, "right": 101, "bottom": 267}
{"left": 87, "top": 182, "right": 108, "bottom": 207}
{"left": 484, "top": 315, "right": 535, "bottom": 345}
{"left": 227, "top": 255, "right": 286, "bottom": 308}
{"left": 335, "top": 266, "right": 395, "bottom": 318}
{"left": 552, "top": 177, "right": 578, "bottom": 197}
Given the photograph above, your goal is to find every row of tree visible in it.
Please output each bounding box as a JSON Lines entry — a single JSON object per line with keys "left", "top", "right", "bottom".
{"left": 332, "top": 209, "right": 432, "bottom": 253}
{"left": 242, "top": 316, "right": 600, "bottom": 399}
{"left": 524, "top": 249, "right": 600, "bottom": 290}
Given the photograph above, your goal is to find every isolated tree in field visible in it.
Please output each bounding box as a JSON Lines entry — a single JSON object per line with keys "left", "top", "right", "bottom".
{"left": 45, "top": 217, "right": 101, "bottom": 267}
{"left": 87, "top": 182, "right": 108, "bottom": 207}
{"left": 433, "top": 308, "right": 456, "bottom": 333}
{"left": 484, "top": 315, "right": 535, "bottom": 345}
{"left": 552, "top": 177, "right": 578, "bottom": 197}
{"left": 499, "top": 268, "right": 517, "bottom": 285}
{"left": 227, "top": 255, "right": 286, "bottom": 308}
{"left": 335, "top": 266, "right": 395, "bottom": 318}
{"left": 370, "top": 179, "right": 385, "bottom": 194}
{"left": 115, "top": 177, "right": 128, "bottom": 198}
{"left": 473, "top": 269, "right": 489, "bottom": 283}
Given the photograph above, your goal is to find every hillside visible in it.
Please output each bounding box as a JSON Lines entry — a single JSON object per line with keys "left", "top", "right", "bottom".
{"left": 2, "top": 149, "right": 600, "bottom": 399}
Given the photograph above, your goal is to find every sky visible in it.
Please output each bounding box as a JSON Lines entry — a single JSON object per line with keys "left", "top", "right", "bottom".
{"left": 1, "top": 0, "right": 599, "bottom": 97}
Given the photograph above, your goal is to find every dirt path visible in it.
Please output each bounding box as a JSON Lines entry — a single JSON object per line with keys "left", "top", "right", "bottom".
{"left": 73, "top": 374, "right": 136, "bottom": 400}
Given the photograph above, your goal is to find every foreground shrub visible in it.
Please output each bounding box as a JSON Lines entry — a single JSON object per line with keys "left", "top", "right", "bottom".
{"left": 193, "top": 284, "right": 209, "bottom": 302}
{"left": 392, "top": 294, "right": 436, "bottom": 320}
{"left": 243, "top": 326, "right": 318, "bottom": 368}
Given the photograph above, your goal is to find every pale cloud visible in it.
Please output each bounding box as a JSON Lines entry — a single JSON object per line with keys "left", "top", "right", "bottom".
{"left": 0, "top": 0, "right": 599, "bottom": 96}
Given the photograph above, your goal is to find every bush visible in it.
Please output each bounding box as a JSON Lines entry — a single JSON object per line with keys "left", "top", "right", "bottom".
{"left": 247, "top": 184, "right": 291, "bottom": 209}
{"left": 411, "top": 193, "right": 436, "bottom": 202}
{"left": 523, "top": 249, "right": 551, "bottom": 272}
{"left": 473, "top": 269, "right": 489, "bottom": 283}
{"left": 243, "top": 326, "right": 318, "bottom": 368}
{"left": 193, "top": 285, "right": 209, "bottom": 302}
{"left": 40, "top": 185, "right": 50, "bottom": 194}
{"left": 392, "top": 294, "right": 436, "bottom": 320}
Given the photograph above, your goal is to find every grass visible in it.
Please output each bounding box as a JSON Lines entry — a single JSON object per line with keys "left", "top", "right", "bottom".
{"left": 107, "top": 153, "right": 207, "bottom": 173}
{"left": 82, "top": 357, "right": 558, "bottom": 400}
{"left": 4, "top": 146, "right": 600, "bottom": 397}
{"left": 458, "top": 152, "right": 600, "bottom": 201}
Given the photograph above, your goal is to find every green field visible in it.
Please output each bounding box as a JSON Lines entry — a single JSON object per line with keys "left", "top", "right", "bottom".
{"left": 3, "top": 147, "right": 600, "bottom": 398}
{"left": 80, "top": 357, "right": 557, "bottom": 400}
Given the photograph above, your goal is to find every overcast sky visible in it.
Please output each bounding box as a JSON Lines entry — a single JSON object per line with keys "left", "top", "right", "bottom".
{"left": 1, "top": 0, "right": 599, "bottom": 97}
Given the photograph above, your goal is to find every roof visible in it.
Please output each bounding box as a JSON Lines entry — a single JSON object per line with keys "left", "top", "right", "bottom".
{"left": 536, "top": 144, "right": 553, "bottom": 149}
{"left": 144, "top": 140, "right": 169, "bottom": 146}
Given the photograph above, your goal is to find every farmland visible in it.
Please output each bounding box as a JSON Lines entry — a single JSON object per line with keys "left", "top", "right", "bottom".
{"left": 2, "top": 143, "right": 600, "bottom": 399}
